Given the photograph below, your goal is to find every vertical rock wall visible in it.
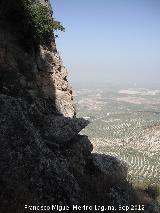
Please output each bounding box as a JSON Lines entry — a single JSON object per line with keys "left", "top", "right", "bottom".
{"left": 36, "top": 45, "right": 75, "bottom": 117}
{"left": 35, "top": 0, "right": 75, "bottom": 117}
{"left": 0, "top": 0, "right": 75, "bottom": 118}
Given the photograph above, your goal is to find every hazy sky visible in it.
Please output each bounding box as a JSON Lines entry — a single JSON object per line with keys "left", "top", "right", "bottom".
{"left": 51, "top": 0, "right": 160, "bottom": 86}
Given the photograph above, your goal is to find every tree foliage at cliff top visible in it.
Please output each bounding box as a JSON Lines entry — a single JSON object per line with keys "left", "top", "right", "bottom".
{"left": 23, "top": 0, "right": 65, "bottom": 43}
{"left": 22, "top": 0, "right": 65, "bottom": 42}
{"left": 0, "top": 0, "right": 65, "bottom": 44}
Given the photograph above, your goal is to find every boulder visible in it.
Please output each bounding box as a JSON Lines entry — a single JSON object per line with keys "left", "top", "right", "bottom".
{"left": 91, "top": 153, "right": 128, "bottom": 182}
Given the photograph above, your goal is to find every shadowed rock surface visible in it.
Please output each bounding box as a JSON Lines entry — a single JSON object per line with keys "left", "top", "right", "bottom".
{"left": 0, "top": 0, "right": 159, "bottom": 213}
{"left": 91, "top": 154, "right": 128, "bottom": 182}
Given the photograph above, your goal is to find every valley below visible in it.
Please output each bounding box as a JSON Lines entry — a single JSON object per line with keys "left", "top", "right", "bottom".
{"left": 75, "top": 86, "right": 160, "bottom": 184}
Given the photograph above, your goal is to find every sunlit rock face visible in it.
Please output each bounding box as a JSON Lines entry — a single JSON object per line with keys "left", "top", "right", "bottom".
{"left": 36, "top": 45, "right": 75, "bottom": 117}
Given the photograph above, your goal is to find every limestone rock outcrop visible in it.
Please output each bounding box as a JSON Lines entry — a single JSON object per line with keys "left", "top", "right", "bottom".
{"left": 42, "top": 116, "right": 89, "bottom": 143}
{"left": 36, "top": 46, "right": 75, "bottom": 117}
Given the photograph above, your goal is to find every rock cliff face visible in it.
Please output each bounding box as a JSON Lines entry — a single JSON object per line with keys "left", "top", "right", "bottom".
{"left": 0, "top": 1, "right": 159, "bottom": 213}
{"left": 0, "top": 22, "right": 75, "bottom": 117}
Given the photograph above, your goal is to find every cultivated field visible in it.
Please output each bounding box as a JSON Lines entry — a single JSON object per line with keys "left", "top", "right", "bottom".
{"left": 75, "top": 87, "right": 160, "bottom": 184}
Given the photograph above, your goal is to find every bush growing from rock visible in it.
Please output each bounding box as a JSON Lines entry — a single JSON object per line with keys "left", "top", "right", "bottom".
{"left": 22, "top": 0, "right": 65, "bottom": 43}
{"left": 0, "top": 0, "right": 65, "bottom": 44}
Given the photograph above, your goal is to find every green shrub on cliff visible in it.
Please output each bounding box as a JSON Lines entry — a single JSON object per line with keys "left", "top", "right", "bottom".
{"left": 22, "top": 0, "right": 65, "bottom": 43}
{"left": 0, "top": 0, "right": 65, "bottom": 44}
{"left": 23, "top": 0, "right": 65, "bottom": 43}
